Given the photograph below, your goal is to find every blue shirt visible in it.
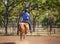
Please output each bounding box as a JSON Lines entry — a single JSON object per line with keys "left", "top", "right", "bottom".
{"left": 20, "top": 12, "right": 32, "bottom": 29}
{"left": 22, "top": 12, "right": 30, "bottom": 21}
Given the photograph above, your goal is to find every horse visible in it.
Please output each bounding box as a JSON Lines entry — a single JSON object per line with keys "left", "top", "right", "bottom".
{"left": 19, "top": 22, "right": 29, "bottom": 40}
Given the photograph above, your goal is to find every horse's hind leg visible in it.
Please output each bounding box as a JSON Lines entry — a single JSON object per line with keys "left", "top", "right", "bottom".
{"left": 20, "top": 33, "right": 25, "bottom": 40}
{"left": 23, "top": 33, "right": 26, "bottom": 39}
{"left": 20, "top": 33, "right": 22, "bottom": 40}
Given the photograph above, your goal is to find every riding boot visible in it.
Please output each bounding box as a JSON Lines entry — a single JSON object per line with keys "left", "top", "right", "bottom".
{"left": 29, "top": 24, "right": 32, "bottom": 33}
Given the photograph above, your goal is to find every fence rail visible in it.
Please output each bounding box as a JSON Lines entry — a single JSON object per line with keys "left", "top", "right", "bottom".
{"left": 0, "top": 20, "right": 60, "bottom": 36}
{"left": 0, "top": 26, "right": 60, "bottom": 36}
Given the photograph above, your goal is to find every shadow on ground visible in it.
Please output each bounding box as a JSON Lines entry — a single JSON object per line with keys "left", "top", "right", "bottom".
{"left": 0, "top": 42, "right": 15, "bottom": 44}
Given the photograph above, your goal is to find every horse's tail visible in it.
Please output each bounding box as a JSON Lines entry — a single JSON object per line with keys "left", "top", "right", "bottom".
{"left": 19, "top": 22, "right": 29, "bottom": 34}
{"left": 23, "top": 22, "right": 29, "bottom": 34}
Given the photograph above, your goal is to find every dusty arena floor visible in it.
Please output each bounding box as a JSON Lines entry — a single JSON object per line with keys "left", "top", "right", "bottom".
{"left": 0, "top": 36, "right": 60, "bottom": 44}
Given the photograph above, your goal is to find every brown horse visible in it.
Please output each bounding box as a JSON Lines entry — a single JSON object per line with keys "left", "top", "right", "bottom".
{"left": 19, "top": 22, "right": 29, "bottom": 40}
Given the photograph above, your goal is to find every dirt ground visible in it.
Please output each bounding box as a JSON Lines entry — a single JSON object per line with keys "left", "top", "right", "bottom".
{"left": 0, "top": 36, "right": 60, "bottom": 44}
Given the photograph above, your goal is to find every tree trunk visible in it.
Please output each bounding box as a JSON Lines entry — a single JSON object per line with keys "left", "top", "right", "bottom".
{"left": 33, "top": 16, "right": 36, "bottom": 32}
{"left": 5, "top": 5, "right": 9, "bottom": 35}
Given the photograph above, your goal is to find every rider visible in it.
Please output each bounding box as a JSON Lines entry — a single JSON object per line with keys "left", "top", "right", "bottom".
{"left": 20, "top": 9, "right": 32, "bottom": 33}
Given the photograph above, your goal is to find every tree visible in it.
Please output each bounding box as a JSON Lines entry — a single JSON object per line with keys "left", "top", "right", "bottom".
{"left": 1, "top": 0, "right": 21, "bottom": 35}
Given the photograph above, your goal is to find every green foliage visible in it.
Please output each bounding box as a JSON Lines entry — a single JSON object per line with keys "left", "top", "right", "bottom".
{"left": 0, "top": 0, "right": 60, "bottom": 27}
{"left": 41, "top": 17, "right": 48, "bottom": 24}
